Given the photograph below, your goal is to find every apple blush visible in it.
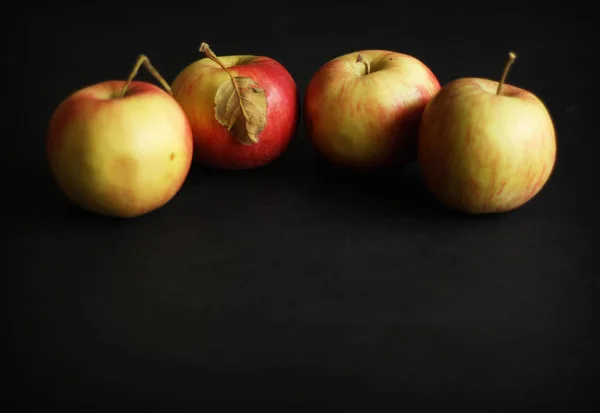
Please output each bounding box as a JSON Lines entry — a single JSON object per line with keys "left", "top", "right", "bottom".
{"left": 46, "top": 55, "right": 194, "bottom": 218}
{"left": 171, "top": 42, "right": 300, "bottom": 170}
{"left": 303, "top": 49, "right": 441, "bottom": 170}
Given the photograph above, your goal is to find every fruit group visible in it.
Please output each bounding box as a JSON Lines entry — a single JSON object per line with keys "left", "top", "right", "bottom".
{"left": 47, "top": 55, "right": 193, "bottom": 218}
{"left": 303, "top": 49, "right": 440, "bottom": 169}
{"left": 417, "top": 52, "right": 557, "bottom": 214}
{"left": 171, "top": 42, "right": 299, "bottom": 170}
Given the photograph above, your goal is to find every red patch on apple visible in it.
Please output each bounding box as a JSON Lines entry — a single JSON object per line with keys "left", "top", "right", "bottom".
{"left": 304, "top": 49, "right": 441, "bottom": 170}
{"left": 172, "top": 44, "right": 299, "bottom": 170}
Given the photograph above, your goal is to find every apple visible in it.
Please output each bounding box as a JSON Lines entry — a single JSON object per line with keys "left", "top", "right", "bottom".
{"left": 171, "top": 42, "right": 299, "bottom": 170}
{"left": 417, "top": 51, "right": 557, "bottom": 214}
{"left": 303, "top": 49, "right": 441, "bottom": 169}
{"left": 47, "top": 55, "right": 194, "bottom": 218}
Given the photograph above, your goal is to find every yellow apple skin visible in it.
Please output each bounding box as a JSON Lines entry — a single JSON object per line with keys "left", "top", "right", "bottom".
{"left": 417, "top": 78, "right": 557, "bottom": 214}
{"left": 304, "top": 50, "right": 441, "bottom": 169}
{"left": 47, "top": 80, "right": 194, "bottom": 218}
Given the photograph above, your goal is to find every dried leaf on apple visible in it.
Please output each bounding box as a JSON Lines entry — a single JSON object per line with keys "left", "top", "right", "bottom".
{"left": 214, "top": 76, "right": 268, "bottom": 145}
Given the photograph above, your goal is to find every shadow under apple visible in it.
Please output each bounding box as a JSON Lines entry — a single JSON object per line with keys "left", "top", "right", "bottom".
{"left": 180, "top": 144, "right": 499, "bottom": 228}
{"left": 9, "top": 166, "right": 156, "bottom": 238}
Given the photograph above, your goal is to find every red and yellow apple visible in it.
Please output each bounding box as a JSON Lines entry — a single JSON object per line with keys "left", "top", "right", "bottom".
{"left": 47, "top": 55, "right": 193, "bottom": 218}
{"left": 303, "top": 49, "right": 441, "bottom": 169}
{"left": 417, "top": 52, "right": 557, "bottom": 214}
{"left": 171, "top": 42, "right": 299, "bottom": 170}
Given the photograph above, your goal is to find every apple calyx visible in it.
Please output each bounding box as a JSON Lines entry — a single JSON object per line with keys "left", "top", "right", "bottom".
{"left": 496, "top": 51, "right": 517, "bottom": 95}
{"left": 120, "top": 54, "right": 172, "bottom": 98}
{"left": 356, "top": 54, "right": 371, "bottom": 75}
{"left": 199, "top": 42, "right": 267, "bottom": 146}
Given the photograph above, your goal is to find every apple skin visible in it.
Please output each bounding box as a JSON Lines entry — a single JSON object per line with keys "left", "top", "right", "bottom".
{"left": 417, "top": 78, "right": 557, "bottom": 214}
{"left": 47, "top": 80, "right": 194, "bottom": 218}
{"left": 171, "top": 54, "right": 299, "bottom": 170}
{"left": 303, "top": 50, "right": 441, "bottom": 170}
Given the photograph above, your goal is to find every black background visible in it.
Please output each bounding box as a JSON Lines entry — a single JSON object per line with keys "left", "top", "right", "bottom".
{"left": 9, "top": 1, "right": 599, "bottom": 411}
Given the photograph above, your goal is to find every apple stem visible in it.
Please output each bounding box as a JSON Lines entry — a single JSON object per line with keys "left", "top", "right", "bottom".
{"left": 496, "top": 51, "right": 517, "bottom": 95}
{"left": 119, "top": 54, "right": 172, "bottom": 98}
{"left": 199, "top": 42, "right": 251, "bottom": 127}
{"left": 356, "top": 54, "right": 370, "bottom": 75}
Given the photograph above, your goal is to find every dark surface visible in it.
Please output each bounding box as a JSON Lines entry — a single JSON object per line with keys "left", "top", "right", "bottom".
{"left": 9, "top": 2, "right": 598, "bottom": 411}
